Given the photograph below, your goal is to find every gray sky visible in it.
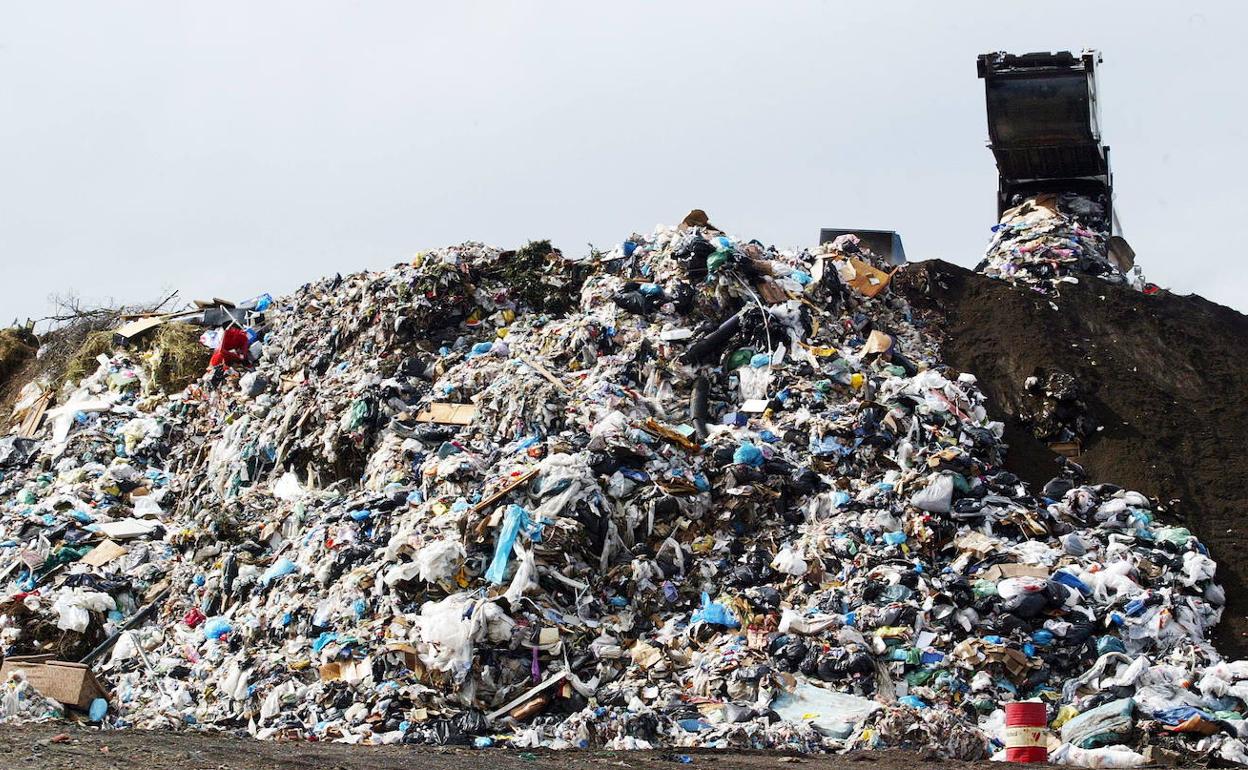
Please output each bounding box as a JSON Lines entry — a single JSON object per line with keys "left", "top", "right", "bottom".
{"left": 2, "top": 1, "right": 1244, "bottom": 325}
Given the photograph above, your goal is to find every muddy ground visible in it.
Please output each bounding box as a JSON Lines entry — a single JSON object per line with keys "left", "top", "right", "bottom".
{"left": 0, "top": 722, "right": 989, "bottom": 770}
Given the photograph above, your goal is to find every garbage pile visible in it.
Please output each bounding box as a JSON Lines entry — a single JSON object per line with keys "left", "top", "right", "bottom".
{"left": 1018, "top": 370, "right": 1097, "bottom": 453}
{"left": 2, "top": 220, "right": 1247, "bottom": 766}
{"left": 977, "top": 193, "right": 1147, "bottom": 291}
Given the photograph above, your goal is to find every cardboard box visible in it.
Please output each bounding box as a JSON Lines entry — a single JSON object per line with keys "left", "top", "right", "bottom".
{"left": 0, "top": 655, "right": 108, "bottom": 710}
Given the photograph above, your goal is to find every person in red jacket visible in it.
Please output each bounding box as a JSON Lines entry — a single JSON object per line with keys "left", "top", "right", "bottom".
{"left": 209, "top": 326, "right": 251, "bottom": 369}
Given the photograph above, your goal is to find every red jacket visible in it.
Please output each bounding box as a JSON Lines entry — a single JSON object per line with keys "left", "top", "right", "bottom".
{"left": 209, "top": 327, "right": 250, "bottom": 368}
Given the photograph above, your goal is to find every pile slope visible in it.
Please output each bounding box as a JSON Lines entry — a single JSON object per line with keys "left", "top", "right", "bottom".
{"left": 899, "top": 260, "right": 1248, "bottom": 656}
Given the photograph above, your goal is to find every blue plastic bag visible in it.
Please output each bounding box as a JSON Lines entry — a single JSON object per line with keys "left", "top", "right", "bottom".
{"left": 203, "top": 617, "right": 232, "bottom": 640}
{"left": 1053, "top": 569, "right": 1091, "bottom": 596}
{"left": 733, "top": 442, "right": 764, "bottom": 467}
{"left": 260, "top": 557, "right": 297, "bottom": 587}
{"left": 690, "top": 592, "right": 739, "bottom": 628}
{"left": 486, "top": 504, "right": 532, "bottom": 584}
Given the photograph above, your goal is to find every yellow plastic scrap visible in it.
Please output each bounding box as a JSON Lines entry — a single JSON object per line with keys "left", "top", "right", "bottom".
{"left": 1052, "top": 704, "right": 1079, "bottom": 729}
{"left": 804, "top": 345, "right": 839, "bottom": 357}
{"left": 690, "top": 535, "right": 716, "bottom": 554}
{"left": 874, "top": 626, "right": 910, "bottom": 639}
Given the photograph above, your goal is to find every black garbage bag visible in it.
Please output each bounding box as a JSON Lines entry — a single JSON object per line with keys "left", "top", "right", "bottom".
{"left": 677, "top": 237, "right": 716, "bottom": 281}
{"left": 0, "top": 436, "right": 37, "bottom": 468}
{"left": 682, "top": 312, "right": 743, "bottom": 364}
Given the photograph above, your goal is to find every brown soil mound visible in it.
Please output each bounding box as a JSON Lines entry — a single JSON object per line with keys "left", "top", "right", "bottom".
{"left": 898, "top": 260, "right": 1248, "bottom": 657}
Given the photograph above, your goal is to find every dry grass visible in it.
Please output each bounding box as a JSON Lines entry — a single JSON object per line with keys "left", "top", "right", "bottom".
{"left": 60, "top": 329, "right": 116, "bottom": 388}
{"left": 146, "top": 322, "right": 211, "bottom": 392}
{"left": 58, "top": 321, "right": 209, "bottom": 394}
{"left": 0, "top": 328, "right": 37, "bottom": 385}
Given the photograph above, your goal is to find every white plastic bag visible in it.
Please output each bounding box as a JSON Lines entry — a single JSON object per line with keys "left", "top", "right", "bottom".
{"left": 51, "top": 589, "right": 114, "bottom": 632}
{"left": 414, "top": 539, "right": 465, "bottom": 584}
{"left": 771, "top": 547, "right": 809, "bottom": 577}
{"left": 910, "top": 473, "right": 955, "bottom": 513}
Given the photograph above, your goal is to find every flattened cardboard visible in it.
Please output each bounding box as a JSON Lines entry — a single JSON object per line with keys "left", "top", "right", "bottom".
{"left": 114, "top": 316, "right": 167, "bottom": 341}
{"left": 95, "top": 519, "right": 159, "bottom": 539}
{"left": 981, "top": 563, "right": 1050, "bottom": 581}
{"left": 81, "top": 539, "right": 128, "bottom": 568}
{"left": 847, "top": 258, "right": 893, "bottom": 299}
{"left": 414, "top": 403, "right": 477, "bottom": 425}
{"left": 861, "top": 330, "right": 894, "bottom": 356}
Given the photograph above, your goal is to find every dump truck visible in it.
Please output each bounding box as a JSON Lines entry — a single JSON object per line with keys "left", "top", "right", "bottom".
{"left": 978, "top": 49, "right": 1133, "bottom": 268}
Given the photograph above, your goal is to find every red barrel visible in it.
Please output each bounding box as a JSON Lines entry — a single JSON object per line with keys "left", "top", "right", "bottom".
{"left": 1004, "top": 701, "right": 1048, "bottom": 763}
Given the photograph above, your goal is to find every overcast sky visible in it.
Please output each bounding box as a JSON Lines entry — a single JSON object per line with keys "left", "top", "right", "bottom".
{"left": 2, "top": 1, "right": 1244, "bottom": 325}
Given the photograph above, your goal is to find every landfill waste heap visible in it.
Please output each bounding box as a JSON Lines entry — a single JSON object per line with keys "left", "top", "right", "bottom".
{"left": 0, "top": 220, "right": 1246, "bottom": 768}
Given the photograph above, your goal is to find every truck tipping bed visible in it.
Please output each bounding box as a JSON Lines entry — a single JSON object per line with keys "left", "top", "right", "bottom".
{"left": 977, "top": 50, "right": 1114, "bottom": 225}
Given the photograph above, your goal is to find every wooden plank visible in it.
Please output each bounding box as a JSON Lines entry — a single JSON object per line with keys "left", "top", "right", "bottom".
{"left": 16, "top": 390, "right": 52, "bottom": 439}
{"left": 1048, "top": 440, "right": 1082, "bottom": 458}
{"left": 516, "top": 356, "right": 571, "bottom": 395}
{"left": 471, "top": 467, "right": 539, "bottom": 517}
{"left": 486, "top": 671, "right": 569, "bottom": 722}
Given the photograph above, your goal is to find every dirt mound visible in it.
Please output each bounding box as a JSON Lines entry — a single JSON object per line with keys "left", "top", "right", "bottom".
{"left": 898, "top": 260, "right": 1248, "bottom": 656}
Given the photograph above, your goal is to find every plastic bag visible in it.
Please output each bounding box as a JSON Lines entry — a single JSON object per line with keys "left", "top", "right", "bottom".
{"left": 51, "top": 589, "right": 114, "bottom": 633}
{"left": 259, "top": 557, "right": 297, "bottom": 587}
{"left": 771, "top": 547, "right": 808, "bottom": 576}
{"left": 503, "top": 543, "right": 537, "bottom": 604}
{"left": 910, "top": 473, "right": 955, "bottom": 513}
{"left": 733, "top": 442, "right": 765, "bottom": 467}
{"left": 1061, "top": 697, "right": 1135, "bottom": 749}
{"left": 485, "top": 504, "right": 532, "bottom": 584}
{"left": 416, "top": 593, "right": 482, "bottom": 679}
{"left": 415, "top": 540, "right": 466, "bottom": 584}
{"left": 690, "top": 592, "right": 739, "bottom": 628}
{"left": 1051, "top": 744, "right": 1145, "bottom": 768}
{"left": 272, "top": 471, "right": 305, "bottom": 501}
{"left": 772, "top": 682, "right": 881, "bottom": 737}
{"left": 203, "top": 616, "right": 233, "bottom": 641}
{"left": 738, "top": 366, "right": 772, "bottom": 400}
